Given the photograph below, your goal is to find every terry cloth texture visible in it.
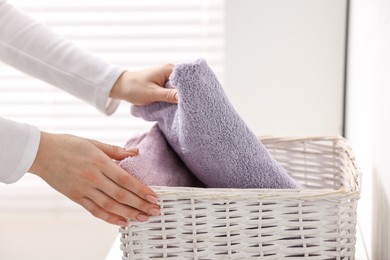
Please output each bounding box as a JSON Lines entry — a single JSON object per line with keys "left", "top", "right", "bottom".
{"left": 132, "top": 59, "right": 299, "bottom": 189}
{"left": 118, "top": 124, "right": 204, "bottom": 187}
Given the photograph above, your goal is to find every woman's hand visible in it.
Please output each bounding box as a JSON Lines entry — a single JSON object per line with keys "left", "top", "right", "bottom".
{"left": 29, "top": 131, "right": 160, "bottom": 226}
{"left": 110, "top": 63, "right": 178, "bottom": 105}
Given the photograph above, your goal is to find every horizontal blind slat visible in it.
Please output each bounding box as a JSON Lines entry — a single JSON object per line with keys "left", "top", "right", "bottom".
{"left": 12, "top": 0, "right": 223, "bottom": 11}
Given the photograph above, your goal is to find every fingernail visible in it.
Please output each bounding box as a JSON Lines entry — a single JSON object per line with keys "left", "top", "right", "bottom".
{"left": 146, "top": 195, "right": 158, "bottom": 204}
{"left": 174, "top": 92, "right": 178, "bottom": 100}
{"left": 126, "top": 147, "right": 139, "bottom": 153}
{"left": 148, "top": 208, "right": 160, "bottom": 216}
{"left": 136, "top": 214, "right": 149, "bottom": 222}
{"left": 117, "top": 220, "right": 128, "bottom": 226}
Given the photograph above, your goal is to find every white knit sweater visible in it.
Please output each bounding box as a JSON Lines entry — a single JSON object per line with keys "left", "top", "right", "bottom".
{"left": 0, "top": 0, "right": 124, "bottom": 183}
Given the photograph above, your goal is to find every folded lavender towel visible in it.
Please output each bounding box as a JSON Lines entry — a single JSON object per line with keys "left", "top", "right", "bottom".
{"left": 118, "top": 124, "right": 204, "bottom": 187}
{"left": 132, "top": 59, "right": 299, "bottom": 189}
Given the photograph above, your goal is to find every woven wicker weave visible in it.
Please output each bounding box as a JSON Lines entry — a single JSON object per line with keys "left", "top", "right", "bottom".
{"left": 119, "top": 136, "right": 361, "bottom": 259}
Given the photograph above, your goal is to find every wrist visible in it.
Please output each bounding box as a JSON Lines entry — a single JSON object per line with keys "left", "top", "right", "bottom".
{"left": 28, "top": 131, "right": 53, "bottom": 177}
{"left": 110, "top": 70, "right": 131, "bottom": 100}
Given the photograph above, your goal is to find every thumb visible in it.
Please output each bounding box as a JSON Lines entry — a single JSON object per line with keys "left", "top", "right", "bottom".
{"left": 89, "top": 140, "right": 139, "bottom": 160}
{"left": 154, "top": 87, "right": 178, "bottom": 104}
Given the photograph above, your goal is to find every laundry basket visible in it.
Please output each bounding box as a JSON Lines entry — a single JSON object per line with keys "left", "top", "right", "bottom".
{"left": 119, "top": 136, "right": 361, "bottom": 259}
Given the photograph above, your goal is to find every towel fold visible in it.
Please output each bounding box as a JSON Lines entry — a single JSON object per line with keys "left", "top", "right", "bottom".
{"left": 118, "top": 124, "right": 204, "bottom": 187}
{"left": 132, "top": 59, "right": 299, "bottom": 189}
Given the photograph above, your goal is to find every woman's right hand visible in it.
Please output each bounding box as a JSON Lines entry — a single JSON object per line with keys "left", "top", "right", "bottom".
{"left": 28, "top": 131, "right": 160, "bottom": 226}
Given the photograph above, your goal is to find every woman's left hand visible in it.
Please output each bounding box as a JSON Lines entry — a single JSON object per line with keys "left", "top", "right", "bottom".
{"left": 110, "top": 63, "right": 178, "bottom": 105}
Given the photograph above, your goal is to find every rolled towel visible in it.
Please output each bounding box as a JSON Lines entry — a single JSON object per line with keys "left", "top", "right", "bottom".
{"left": 118, "top": 124, "right": 204, "bottom": 187}
{"left": 132, "top": 59, "right": 300, "bottom": 189}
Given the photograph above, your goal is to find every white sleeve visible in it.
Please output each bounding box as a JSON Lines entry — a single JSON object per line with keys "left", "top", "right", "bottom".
{"left": 0, "top": 0, "right": 124, "bottom": 115}
{"left": 0, "top": 1, "right": 125, "bottom": 184}
{"left": 0, "top": 117, "right": 40, "bottom": 184}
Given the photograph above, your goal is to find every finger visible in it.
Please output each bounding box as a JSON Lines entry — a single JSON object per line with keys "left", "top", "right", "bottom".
{"left": 96, "top": 172, "right": 160, "bottom": 216}
{"left": 79, "top": 197, "right": 129, "bottom": 226}
{"left": 102, "top": 160, "right": 159, "bottom": 205}
{"left": 154, "top": 87, "right": 178, "bottom": 104}
{"left": 159, "top": 63, "right": 174, "bottom": 81}
{"left": 87, "top": 188, "right": 152, "bottom": 222}
{"left": 89, "top": 140, "right": 139, "bottom": 160}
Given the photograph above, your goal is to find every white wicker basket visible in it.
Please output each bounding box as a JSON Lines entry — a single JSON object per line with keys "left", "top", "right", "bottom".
{"left": 119, "top": 136, "right": 361, "bottom": 260}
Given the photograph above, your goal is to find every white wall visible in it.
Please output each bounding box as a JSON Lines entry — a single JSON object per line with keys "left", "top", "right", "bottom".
{"left": 225, "top": 0, "right": 347, "bottom": 136}
{"left": 347, "top": 0, "right": 390, "bottom": 258}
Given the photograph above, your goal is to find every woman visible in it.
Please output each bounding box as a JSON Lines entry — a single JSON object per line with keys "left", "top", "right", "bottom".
{"left": 0, "top": 0, "right": 177, "bottom": 226}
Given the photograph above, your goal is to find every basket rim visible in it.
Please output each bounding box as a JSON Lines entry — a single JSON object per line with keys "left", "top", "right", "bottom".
{"left": 150, "top": 185, "right": 359, "bottom": 201}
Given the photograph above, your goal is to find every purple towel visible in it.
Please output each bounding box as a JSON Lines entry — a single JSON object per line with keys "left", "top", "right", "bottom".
{"left": 132, "top": 59, "right": 299, "bottom": 189}
{"left": 118, "top": 124, "right": 204, "bottom": 187}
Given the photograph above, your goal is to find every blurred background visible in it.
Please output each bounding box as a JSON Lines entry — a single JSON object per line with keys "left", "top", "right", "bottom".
{"left": 1, "top": 0, "right": 388, "bottom": 259}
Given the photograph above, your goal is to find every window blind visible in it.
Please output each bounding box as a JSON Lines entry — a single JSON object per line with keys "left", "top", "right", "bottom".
{"left": 0, "top": 0, "right": 224, "bottom": 212}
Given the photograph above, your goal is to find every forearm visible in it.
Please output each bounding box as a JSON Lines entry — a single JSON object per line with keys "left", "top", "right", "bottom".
{"left": 0, "top": 0, "right": 124, "bottom": 115}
